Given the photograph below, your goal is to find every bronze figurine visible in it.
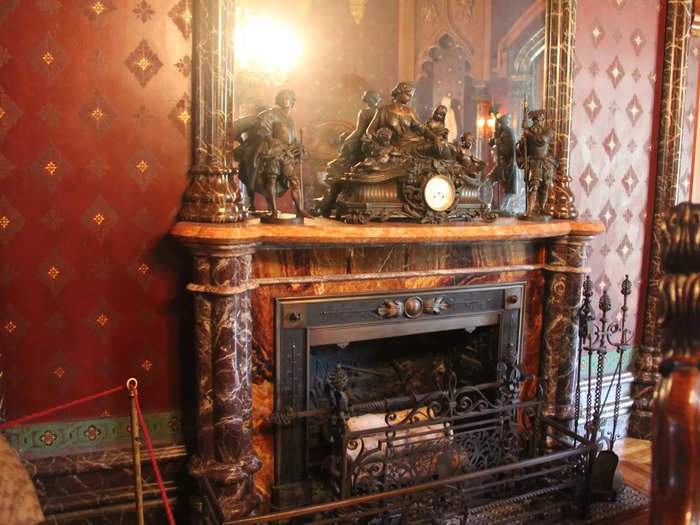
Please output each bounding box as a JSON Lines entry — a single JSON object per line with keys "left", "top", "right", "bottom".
{"left": 321, "top": 81, "right": 494, "bottom": 224}
{"left": 516, "top": 108, "right": 555, "bottom": 221}
{"left": 320, "top": 90, "right": 381, "bottom": 217}
{"left": 233, "top": 89, "right": 311, "bottom": 223}
{"left": 328, "top": 90, "right": 382, "bottom": 177}
{"left": 456, "top": 132, "right": 485, "bottom": 183}
{"left": 425, "top": 104, "right": 448, "bottom": 136}
{"left": 487, "top": 113, "right": 522, "bottom": 217}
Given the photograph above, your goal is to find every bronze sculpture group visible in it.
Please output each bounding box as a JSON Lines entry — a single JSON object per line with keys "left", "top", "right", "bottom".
{"left": 231, "top": 83, "right": 556, "bottom": 224}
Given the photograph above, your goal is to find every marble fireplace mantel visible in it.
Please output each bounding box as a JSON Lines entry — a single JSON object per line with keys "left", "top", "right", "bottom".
{"left": 170, "top": 217, "right": 604, "bottom": 520}
{"left": 171, "top": 217, "right": 603, "bottom": 247}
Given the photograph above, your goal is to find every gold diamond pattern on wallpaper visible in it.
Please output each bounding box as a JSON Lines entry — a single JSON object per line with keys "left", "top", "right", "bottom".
{"left": 125, "top": 39, "right": 163, "bottom": 87}
{"left": 78, "top": 0, "right": 116, "bottom": 23}
{"left": 168, "top": 92, "right": 191, "bottom": 137}
{"left": 578, "top": 164, "right": 598, "bottom": 197}
{"left": 30, "top": 143, "right": 70, "bottom": 193}
{"left": 168, "top": 0, "right": 192, "bottom": 40}
{"left": 570, "top": 0, "right": 662, "bottom": 332}
{"left": 1, "top": 305, "right": 28, "bottom": 348}
{"left": 78, "top": 90, "right": 115, "bottom": 136}
{"left": 602, "top": 129, "right": 621, "bottom": 160}
{"left": 591, "top": 18, "right": 605, "bottom": 48}
{"left": 606, "top": 55, "right": 625, "bottom": 88}
{"left": 2, "top": 0, "right": 198, "bottom": 422}
{"left": 87, "top": 298, "right": 118, "bottom": 342}
{"left": 625, "top": 94, "right": 643, "bottom": 125}
{"left": 81, "top": 194, "right": 118, "bottom": 241}
{"left": 0, "top": 195, "right": 25, "bottom": 247}
{"left": 0, "top": 87, "right": 22, "bottom": 139}
{"left": 29, "top": 32, "right": 67, "bottom": 85}
{"left": 583, "top": 90, "right": 601, "bottom": 122}
{"left": 37, "top": 248, "right": 74, "bottom": 296}
{"left": 126, "top": 146, "right": 161, "bottom": 191}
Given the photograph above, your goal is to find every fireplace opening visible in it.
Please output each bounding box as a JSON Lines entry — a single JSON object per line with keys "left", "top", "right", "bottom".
{"left": 272, "top": 284, "right": 525, "bottom": 508}
{"left": 306, "top": 326, "right": 500, "bottom": 492}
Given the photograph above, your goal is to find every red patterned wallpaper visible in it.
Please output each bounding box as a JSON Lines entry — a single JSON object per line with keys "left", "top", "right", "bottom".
{"left": 569, "top": 0, "right": 662, "bottom": 337}
{"left": 0, "top": 1, "right": 399, "bottom": 425}
{"left": 0, "top": 0, "right": 193, "bottom": 421}
{"left": 0, "top": 0, "right": 671, "bottom": 426}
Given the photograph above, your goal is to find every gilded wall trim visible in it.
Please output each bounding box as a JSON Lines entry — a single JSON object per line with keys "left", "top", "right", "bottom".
{"left": 630, "top": 0, "right": 693, "bottom": 439}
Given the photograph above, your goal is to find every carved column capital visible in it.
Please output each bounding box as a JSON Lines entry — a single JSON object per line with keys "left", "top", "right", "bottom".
{"left": 178, "top": 0, "right": 246, "bottom": 223}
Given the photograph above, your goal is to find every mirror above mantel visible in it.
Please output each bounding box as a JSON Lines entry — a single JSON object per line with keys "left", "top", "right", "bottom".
{"left": 222, "top": 0, "right": 577, "bottom": 220}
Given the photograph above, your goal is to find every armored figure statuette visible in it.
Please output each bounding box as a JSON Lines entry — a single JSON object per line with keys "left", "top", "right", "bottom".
{"left": 232, "top": 89, "right": 312, "bottom": 223}
{"left": 516, "top": 108, "right": 556, "bottom": 220}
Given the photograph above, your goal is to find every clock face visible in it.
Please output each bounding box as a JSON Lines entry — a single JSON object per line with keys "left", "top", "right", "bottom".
{"left": 424, "top": 175, "right": 456, "bottom": 212}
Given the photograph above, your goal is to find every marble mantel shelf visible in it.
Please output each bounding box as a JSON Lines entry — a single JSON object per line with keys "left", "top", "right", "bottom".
{"left": 171, "top": 217, "right": 605, "bottom": 247}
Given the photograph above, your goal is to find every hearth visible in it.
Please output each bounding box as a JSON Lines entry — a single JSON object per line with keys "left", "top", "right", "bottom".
{"left": 270, "top": 284, "right": 524, "bottom": 508}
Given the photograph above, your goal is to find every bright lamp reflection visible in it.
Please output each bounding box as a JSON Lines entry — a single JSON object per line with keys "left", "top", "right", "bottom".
{"left": 235, "top": 15, "right": 302, "bottom": 78}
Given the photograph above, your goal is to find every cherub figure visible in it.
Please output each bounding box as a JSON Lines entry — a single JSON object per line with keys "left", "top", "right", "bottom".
{"left": 352, "top": 128, "right": 400, "bottom": 172}
{"left": 456, "top": 132, "right": 485, "bottom": 177}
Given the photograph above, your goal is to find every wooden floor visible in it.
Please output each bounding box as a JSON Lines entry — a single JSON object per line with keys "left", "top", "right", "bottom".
{"left": 605, "top": 437, "right": 651, "bottom": 524}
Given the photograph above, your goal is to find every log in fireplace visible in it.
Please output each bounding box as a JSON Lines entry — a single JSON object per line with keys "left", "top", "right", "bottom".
{"left": 170, "top": 217, "right": 605, "bottom": 522}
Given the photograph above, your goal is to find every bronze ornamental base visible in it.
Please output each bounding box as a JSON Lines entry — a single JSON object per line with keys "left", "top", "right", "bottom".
{"left": 334, "top": 178, "right": 496, "bottom": 224}
{"left": 257, "top": 211, "right": 305, "bottom": 225}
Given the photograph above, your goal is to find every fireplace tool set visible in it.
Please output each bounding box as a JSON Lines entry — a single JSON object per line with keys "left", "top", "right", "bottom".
{"left": 574, "top": 274, "right": 634, "bottom": 501}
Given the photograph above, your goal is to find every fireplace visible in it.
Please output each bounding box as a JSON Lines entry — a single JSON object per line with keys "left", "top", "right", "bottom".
{"left": 170, "top": 217, "right": 605, "bottom": 521}
{"left": 271, "top": 284, "right": 524, "bottom": 507}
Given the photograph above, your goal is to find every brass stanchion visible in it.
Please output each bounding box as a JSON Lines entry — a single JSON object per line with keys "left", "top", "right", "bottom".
{"left": 127, "top": 378, "right": 145, "bottom": 525}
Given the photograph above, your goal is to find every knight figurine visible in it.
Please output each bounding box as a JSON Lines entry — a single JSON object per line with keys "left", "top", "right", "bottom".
{"left": 516, "top": 109, "right": 556, "bottom": 220}
{"left": 232, "top": 89, "right": 312, "bottom": 223}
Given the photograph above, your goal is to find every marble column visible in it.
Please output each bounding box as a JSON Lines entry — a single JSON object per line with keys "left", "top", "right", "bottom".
{"left": 540, "top": 234, "right": 592, "bottom": 426}
{"left": 631, "top": 0, "right": 692, "bottom": 439}
{"left": 179, "top": 0, "right": 245, "bottom": 223}
{"left": 186, "top": 242, "right": 261, "bottom": 520}
{"left": 543, "top": 0, "right": 577, "bottom": 219}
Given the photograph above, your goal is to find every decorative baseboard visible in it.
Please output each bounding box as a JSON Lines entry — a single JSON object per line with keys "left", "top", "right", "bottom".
{"left": 1, "top": 411, "right": 190, "bottom": 523}
{"left": 3, "top": 410, "right": 183, "bottom": 458}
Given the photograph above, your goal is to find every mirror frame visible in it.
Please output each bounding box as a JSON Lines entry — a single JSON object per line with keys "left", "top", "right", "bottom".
{"left": 630, "top": 0, "right": 694, "bottom": 439}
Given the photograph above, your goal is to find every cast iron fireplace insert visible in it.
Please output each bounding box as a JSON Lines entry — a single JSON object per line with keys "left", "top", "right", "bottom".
{"left": 271, "top": 283, "right": 525, "bottom": 508}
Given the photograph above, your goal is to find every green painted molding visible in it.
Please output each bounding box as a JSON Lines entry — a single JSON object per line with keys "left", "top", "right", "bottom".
{"left": 2, "top": 410, "right": 184, "bottom": 459}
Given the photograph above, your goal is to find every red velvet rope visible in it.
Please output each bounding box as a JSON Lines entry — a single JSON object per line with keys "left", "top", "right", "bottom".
{"left": 0, "top": 385, "right": 124, "bottom": 430}
{"left": 130, "top": 384, "right": 176, "bottom": 525}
